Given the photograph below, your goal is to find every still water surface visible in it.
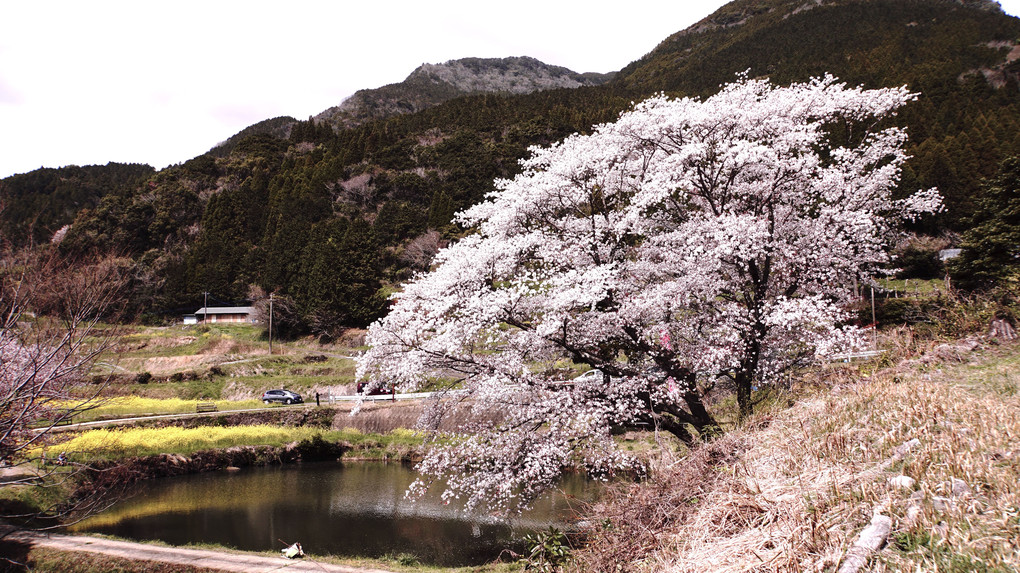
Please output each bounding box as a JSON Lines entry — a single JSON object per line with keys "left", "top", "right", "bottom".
{"left": 72, "top": 462, "right": 596, "bottom": 566}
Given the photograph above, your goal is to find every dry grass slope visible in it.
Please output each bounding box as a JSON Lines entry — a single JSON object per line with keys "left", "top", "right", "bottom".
{"left": 575, "top": 341, "right": 1020, "bottom": 572}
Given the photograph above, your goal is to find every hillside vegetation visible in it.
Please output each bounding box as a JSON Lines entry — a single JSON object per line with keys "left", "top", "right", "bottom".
{"left": 572, "top": 336, "right": 1020, "bottom": 572}
{"left": 0, "top": 163, "right": 154, "bottom": 247}
{"left": 2, "top": 0, "right": 1019, "bottom": 337}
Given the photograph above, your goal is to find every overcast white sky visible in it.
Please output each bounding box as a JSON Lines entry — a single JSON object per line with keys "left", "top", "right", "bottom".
{"left": 2, "top": 1, "right": 1020, "bottom": 179}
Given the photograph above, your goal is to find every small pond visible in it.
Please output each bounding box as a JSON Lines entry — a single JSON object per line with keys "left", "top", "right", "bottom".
{"left": 71, "top": 462, "right": 597, "bottom": 566}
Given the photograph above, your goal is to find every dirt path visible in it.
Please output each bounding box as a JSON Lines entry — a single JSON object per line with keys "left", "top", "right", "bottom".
{"left": 13, "top": 531, "right": 396, "bottom": 573}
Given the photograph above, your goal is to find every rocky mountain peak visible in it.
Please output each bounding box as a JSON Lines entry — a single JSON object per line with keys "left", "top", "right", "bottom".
{"left": 314, "top": 56, "right": 613, "bottom": 131}
{"left": 408, "top": 56, "right": 609, "bottom": 94}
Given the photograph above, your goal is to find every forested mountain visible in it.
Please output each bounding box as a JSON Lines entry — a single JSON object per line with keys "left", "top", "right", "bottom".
{"left": 3, "top": 0, "right": 1020, "bottom": 333}
{"left": 618, "top": 0, "right": 1020, "bottom": 229}
{"left": 0, "top": 163, "right": 155, "bottom": 247}
{"left": 208, "top": 116, "right": 305, "bottom": 158}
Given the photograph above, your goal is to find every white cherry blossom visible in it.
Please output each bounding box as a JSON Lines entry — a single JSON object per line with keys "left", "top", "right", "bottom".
{"left": 356, "top": 75, "right": 939, "bottom": 513}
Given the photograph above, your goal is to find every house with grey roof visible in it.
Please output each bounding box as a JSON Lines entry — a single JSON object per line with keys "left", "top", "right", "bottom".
{"left": 183, "top": 306, "right": 256, "bottom": 325}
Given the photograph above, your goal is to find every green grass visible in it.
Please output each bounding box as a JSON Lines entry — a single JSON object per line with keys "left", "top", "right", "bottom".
{"left": 216, "top": 354, "right": 356, "bottom": 392}
{"left": 97, "top": 323, "right": 325, "bottom": 369}
{"left": 0, "top": 475, "right": 70, "bottom": 516}
{"left": 16, "top": 545, "right": 224, "bottom": 573}
{"left": 952, "top": 347, "right": 1020, "bottom": 397}
{"left": 108, "top": 324, "right": 261, "bottom": 360}
{"left": 332, "top": 427, "right": 425, "bottom": 460}
{"left": 88, "top": 322, "right": 362, "bottom": 402}
{"left": 876, "top": 277, "right": 949, "bottom": 297}
{"left": 891, "top": 530, "right": 1017, "bottom": 573}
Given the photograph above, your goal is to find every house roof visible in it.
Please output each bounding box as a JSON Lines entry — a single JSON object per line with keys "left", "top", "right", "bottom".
{"left": 194, "top": 306, "right": 254, "bottom": 315}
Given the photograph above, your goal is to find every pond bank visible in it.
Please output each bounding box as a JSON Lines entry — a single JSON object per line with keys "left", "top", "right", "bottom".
{"left": 79, "top": 440, "right": 351, "bottom": 493}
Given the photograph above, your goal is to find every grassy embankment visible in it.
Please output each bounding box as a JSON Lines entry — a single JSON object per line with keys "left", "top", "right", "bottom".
{"left": 573, "top": 338, "right": 1020, "bottom": 572}
{"left": 1, "top": 545, "right": 222, "bottom": 573}
{"left": 875, "top": 277, "right": 950, "bottom": 298}
{"left": 65, "top": 397, "right": 262, "bottom": 423}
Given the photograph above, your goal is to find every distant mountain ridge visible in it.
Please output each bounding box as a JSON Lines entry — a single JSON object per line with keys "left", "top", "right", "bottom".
{"left": 671, "top": 0, "right": 1001, "bottom": 37}
{"left": 314, "top": 56, "right": 613, "bottom": 130}
{"left": 618, "top": 0, "right": 1016, "bottom": 94}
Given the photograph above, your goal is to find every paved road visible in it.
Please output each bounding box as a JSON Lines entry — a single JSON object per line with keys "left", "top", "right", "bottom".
{"left": 13, "top": 531, "right": 396, "bottom": 573}
{"left": 47, "top": 404, "right": 318, "bottom": 433}
{"left": 49, "top": 391, "right": 461, "bottom": 433}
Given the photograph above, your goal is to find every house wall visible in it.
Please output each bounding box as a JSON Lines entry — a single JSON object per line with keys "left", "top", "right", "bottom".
{"left": 210, "top": 313, "right": 250, "bottom": 323}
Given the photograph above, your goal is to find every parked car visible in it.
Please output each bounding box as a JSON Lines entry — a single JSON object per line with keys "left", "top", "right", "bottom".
{"left": 261, "top": 389, "right": 303, "bottom": 405}
{"left": 356, "top": 381, "right": 394, "bottom": 396}
{"left": 574, "top": 369, "right": 617, "bottom": 384}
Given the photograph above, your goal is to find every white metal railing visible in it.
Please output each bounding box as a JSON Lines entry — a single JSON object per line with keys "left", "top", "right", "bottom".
{"left": 325, "top": 390, "right": 467, "bottom": 403}
{"left": 827, "top": 350, "right": 886, "bottom": 362}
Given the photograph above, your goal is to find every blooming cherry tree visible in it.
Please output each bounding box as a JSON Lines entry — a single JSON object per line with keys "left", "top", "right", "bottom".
{"left": 356, "top": 76, "right": 940, "bottom": 513}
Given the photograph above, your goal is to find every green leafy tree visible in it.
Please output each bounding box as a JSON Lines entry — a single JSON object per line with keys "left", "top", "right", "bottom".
{"left": 426, "top": 191, "right": 456, "bottom": 231}
{"left": 0, "top": 163, "right": 154, "bottom": 247}
{"left": 374, "top": 201, "right": 427, "bottom": 243}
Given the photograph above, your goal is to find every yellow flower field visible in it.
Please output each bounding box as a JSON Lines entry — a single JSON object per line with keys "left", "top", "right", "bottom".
{"left": 51, "top": 425, "right": 332, "bottom": 459}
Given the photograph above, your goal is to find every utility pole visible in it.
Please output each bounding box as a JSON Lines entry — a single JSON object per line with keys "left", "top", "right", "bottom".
{"left": 203, "top": 291, "right": 209, "bottom": 324}
{"left": 871, "top": 287, "right": 877, "bottom": 349}
{"left": 268, "top": 293, "right": 274, "bottom": 355}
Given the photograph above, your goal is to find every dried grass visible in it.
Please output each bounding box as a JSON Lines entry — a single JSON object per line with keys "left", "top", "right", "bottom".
{"left": 573, "top": 341, "right": 1020, "bottom": 572}
{"left": 569, "top": 435, "right": 749, "bottom": 572}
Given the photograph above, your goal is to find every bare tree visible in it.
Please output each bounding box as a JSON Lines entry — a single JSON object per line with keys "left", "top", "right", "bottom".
{"left": 0, "top": 247, "right": 127, "bottom": 541}
{"left": 399, "top": 231, "right": 443, "bottom": 272}
{"left": 248, "top": 286, "right": 305, "bottom": 341}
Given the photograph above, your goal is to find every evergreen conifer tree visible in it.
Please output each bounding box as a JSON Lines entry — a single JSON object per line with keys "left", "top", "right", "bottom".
{"left": 949, "top": 157, "right": 1020, "bottom": 290}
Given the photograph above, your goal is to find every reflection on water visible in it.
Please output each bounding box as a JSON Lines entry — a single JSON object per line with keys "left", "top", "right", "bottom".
{"left": 72, "top": 462, "right": 596, "bottom": 566}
